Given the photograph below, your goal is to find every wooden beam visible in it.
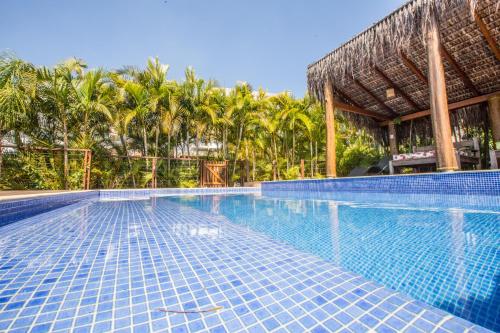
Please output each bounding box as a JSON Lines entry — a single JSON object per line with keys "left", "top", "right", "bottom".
{"left": 400, "top": 51, "right": 427, "bottom": 84}
{"left": 488, "top": 94, "right": 500, "bottom": 143}
{"left": 379, "top": 91, "right": 500, "bottom": 126}
{"left": 440, "top": 45, "right": 480, "bottom": 95}
{"left": 353, "top": 79, "right": 399, "bottom": 118}
{"left": 373, "top": 66, "right": 421, "bottom": 111}
{"left": 473, "top": 10, "right": 500, "bottom": 62}
{"left": 324, "top": 80, "right": 337, "bottom": 177}
{"left": 388, "top": 122, "right": 398, "bottom": 156}
{"left": 333, "top": 88, "right": 390, "bottom": 121}
{"left": 428, "top": 12, "right": 458, "bottom": 171}
{"left": 335, "top": 89, "right": 363, "bottom": 109}
{"left": 334, "top": 100, "right": 390, "bottom": 121}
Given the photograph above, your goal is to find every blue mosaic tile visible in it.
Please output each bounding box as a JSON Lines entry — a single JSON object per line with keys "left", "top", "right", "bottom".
{"left": 262, "top": 170, "right": 500, "bottom": 196}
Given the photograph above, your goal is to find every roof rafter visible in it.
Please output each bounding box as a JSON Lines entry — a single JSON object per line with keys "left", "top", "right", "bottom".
{"left": 379, "top": 90, "right": 500, "bottom": 126}
{"left": 333, "top": 88, "right": 390, "bottom": 121}
{"left": 335, "top": 88, "right": 363, "bottom": 109}
{"left": 373, "top": 66, "right": 422, "bottom": 111}
{"left": 333, "top": 100, "right": 390, "bottom": 121}
{"left": 473, "top": 10, "right": 500, "bottom": 61}
{"left": 440, "top": 45, "right": 480, "bottom": 95}
{"left": 400, "top": 51, "right": 427, "bottom": 84}
{"left": 353, "top": 79, "right": 399, "bottom": 118}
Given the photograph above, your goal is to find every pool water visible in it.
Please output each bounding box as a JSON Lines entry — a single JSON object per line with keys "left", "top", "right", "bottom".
{"left": 166, "top": 192, "right": 500, "bottom": 331}
{"left": 0, "top": 190, "right": 498, "bottom": 332}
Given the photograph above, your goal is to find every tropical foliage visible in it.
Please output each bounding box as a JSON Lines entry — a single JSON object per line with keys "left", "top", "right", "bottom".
{"left": 0, "top": 53, "right": 384, "bottom": 189}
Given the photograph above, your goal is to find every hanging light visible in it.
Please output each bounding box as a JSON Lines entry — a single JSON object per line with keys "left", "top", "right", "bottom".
{"left": 386, "top": 87, "right": 395, "bottom": 99}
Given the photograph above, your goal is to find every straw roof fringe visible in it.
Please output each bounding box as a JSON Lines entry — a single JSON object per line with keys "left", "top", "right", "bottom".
{"left": 307, "top": 0, "right": 480, "bottom": 101}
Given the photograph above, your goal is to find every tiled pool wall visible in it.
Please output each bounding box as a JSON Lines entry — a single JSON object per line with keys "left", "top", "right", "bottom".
{"left": 0, "top": 191, "right": 99, "bottom": 227}
{"left": 262, "top": 170, "right": 500, "bottom": 196}
{"left": 98, "top": 187, "right": 259, "bottom": 200}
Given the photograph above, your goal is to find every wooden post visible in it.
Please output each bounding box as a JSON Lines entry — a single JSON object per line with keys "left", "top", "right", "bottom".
{"left": 199, "top": 160, "right": 204, "bottom": 187}
{"left": 324, "top": 80, "right": 337, "bottom": 177}
{"left": 151, "top": 158, "right": 157, "bottom": 189}
{"left": 225, "top": 160, "right": 229, "bottom": 187}
{"left": 82, "top": 150, "right": 92, "bottom": 190}
{"left": 82, "top": 150, "right": 88, "bottom": 190}
{"left": 426, "top": 10, "right": 458, "bottom": 171}
{"left": 300, "top": 159, "right": 305, "bottom": 179}
{"left": 488, "top": 94, "right": 500, "bottom": 145}
{"left": 388, "top": 122, "right": 398, "bottom": 157}
{"left": 86, "top": 150, "right": 92, "bottom": 190}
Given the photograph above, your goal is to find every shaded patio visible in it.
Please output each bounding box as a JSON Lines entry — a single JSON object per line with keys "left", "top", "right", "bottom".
{"left": 307, "top": 0, "right": 499, "bottom": 176}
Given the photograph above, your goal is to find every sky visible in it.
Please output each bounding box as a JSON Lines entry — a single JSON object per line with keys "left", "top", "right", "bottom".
{"left": 1, "top": 0, "right": 406, "bottom": 97}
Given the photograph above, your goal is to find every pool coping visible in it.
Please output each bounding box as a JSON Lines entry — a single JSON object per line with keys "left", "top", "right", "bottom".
{"left": 0, "top": 190, "right": 93, "bottom": 201}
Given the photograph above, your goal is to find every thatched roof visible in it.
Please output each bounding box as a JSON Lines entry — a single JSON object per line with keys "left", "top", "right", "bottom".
{"left": 307, "top": 0, "right": 500, "bottom": 135}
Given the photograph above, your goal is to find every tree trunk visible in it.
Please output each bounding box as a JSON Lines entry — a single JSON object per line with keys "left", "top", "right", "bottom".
{"left": 62, "top": 116, "right": 69, "bottom": 190}
{"left": 143, "top": 126, "right": 149, "bottom": 169}
{"left": 310, "top": 139, "right": 314, "bottom": 177}
{"left": 143, "top": 127, "right": 148, "bottom": 157}
{"left": 195, "top": 136, "right": 200, "bottom": 158}
{"left": 167, "top": 133, "right": 171, "bottom": 178}
{"left": 83, "top": 111, "right": 89, "bottom": 141}
{"left": 120, "top": 134, "right": 136, "bottom": 188}
{"left": 252, "top": 147, "right": 256, "bottom": 181}
{"left": 0, "top": 132, "right": 3, "bottom": 180}
{"left": 232, "top": 124, "right": 243, "bottom": 177}
{"left": 292, "top": 127, "right": 296, "bottom": 167}
{"left": 273, "top": 135, "right": 280, "bottom": 180}
{"left": 223, "top": 126, "right": 228, "bottom": 160}
{"left": 315, "top": 141, "right": 318, "bottom": 175}
{"left": 154, "top": 124, "right": 160, "bottom": 158}
{"left": 186, "top": 129, "right": 191, "bottom": 157}
{"left": 284, "top": 130, "right": 289, "bottom": 172}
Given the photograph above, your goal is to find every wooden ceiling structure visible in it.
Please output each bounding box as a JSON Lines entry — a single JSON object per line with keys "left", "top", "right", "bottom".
{"left": 307, "top": 0, "right": 500, "bottom": 177}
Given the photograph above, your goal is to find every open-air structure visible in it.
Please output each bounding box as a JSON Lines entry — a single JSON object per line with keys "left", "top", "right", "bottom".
{"left": 308, "top": 0, "right": 499, "bottom": 177}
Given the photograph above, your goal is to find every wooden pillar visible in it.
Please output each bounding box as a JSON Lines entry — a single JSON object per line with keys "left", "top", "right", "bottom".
{"left": 426, "top": 11, "right": 458, "bottom": 171}
{"left": 388, "top": 122, "right": 398, "bottom": 156}
{"left": 86, "top": 150, "right": 92, "bottom": 190}
{"left": 151, "top": 158, "right": 157, "bottom": 189}
{"left": 82, "top": 150, "right": 88, "bottom": 190}
{"left": 488, "top": 94, "right": 500, "bottom": 145}
{"left": 324, "top": 80, "right": 337, "bottom": 177}
{"left": 225, "top": 160, "right": 229, "bottom": 187}
{"left": 200, "top": 160, "right": 204, "bottom": 187}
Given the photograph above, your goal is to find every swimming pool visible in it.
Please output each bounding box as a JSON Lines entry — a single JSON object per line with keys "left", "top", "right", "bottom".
{"left": 0, "top": 172, "right": 498, "bottom": 332}
{"left": 167, "top": 192, "right": 499, "bottom": 331}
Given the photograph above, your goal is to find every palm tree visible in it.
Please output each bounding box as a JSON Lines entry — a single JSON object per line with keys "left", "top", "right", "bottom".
{"left": 252, "top": 98, "right": 282, "bottom": 180}
{"left": 0, "top": 53, "right": 36, "bottom": 177}
{"left": 228, "top": 83, "right": 262, "bottom": 177}
{"left": 122, "top": 80, "right": 151, "bottom": 158}
{"left": 162, "top": 88, "right": 185, "bottom": 174}
{"left": 102, "top": 74, "right": 138, "bottom": 186}
{"left": 73, "top": 69, "right": 112, "bottom": 148}
{"left": 36, "top": 58, "right": 87, "bottom": 189}
{"left": 182, "top": 68, "right": 218, "bottom": 157}
{"left": 144, "top": 57, "right": 172, "bottom": 158}
{"left": 280, "top": 93, "right": 313, "bottom": 168}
